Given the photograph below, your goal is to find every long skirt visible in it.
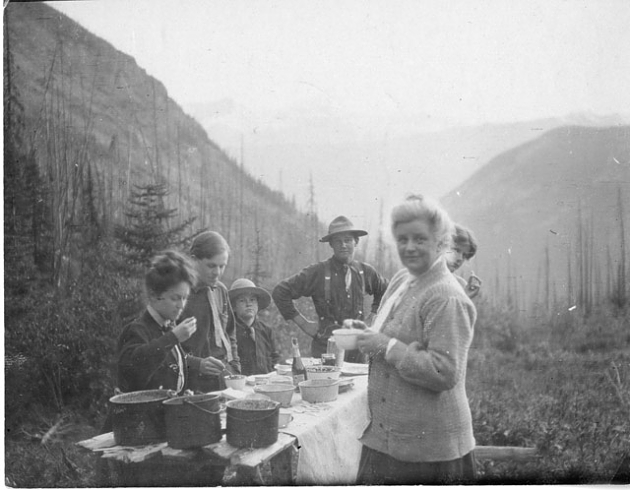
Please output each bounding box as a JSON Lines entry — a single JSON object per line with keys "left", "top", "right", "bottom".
{"left": 356, "top": 445, "right": 477, "bottom": 485}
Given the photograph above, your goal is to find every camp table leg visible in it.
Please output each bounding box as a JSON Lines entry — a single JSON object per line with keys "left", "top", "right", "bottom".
{"left": 269, "top": 445, "right": 295, "bottom": 485}
{"left": 95, "top": 456, "right": 123, "bottom": 486}
{"left": 232, "top": 465, "right": 265, "bottom": 485}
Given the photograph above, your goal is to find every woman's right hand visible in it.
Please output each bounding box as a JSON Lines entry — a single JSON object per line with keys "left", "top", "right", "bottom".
{"left": 172, "top": 317, "right": 197, "bottom": 342}
{"left": 357, "top": 330, "right": 390, "bottom": 355}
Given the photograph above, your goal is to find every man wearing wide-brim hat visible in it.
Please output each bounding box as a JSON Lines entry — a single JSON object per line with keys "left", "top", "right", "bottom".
{"left": 272, "top": 216, "right": 389, "bottom": 362}
{"left": 228, "top": 278, "right": 279, "bottom": 376}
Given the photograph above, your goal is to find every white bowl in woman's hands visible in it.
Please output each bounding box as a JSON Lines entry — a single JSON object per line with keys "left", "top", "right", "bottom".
{"left": 333, "top": 328, "right": 364, "bottom": 350}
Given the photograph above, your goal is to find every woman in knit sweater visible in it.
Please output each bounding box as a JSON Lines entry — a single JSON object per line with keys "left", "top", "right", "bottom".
{"left": 355, "top": 194, "right": 477, "bottom": 485}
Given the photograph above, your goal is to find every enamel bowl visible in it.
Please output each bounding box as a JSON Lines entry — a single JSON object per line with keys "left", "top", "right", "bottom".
{"left": 305, "top": 365, "right": 341, "bottom": 380}
{"left": 332, "top": 328, "right": 363, "bottom": 350}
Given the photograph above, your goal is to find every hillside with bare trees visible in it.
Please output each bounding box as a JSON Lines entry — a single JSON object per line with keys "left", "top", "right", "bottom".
{"left": 5, "top": 2, "right": 324, "bottom": 291}
{"left": 442, "top": 124, "right": 630, "bottom": 318}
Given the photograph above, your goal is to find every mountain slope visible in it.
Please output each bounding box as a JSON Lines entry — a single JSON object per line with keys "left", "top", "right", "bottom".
{"left": 5, "top": 2, "right": 325, "bottom": 285}
{"left": 441, "top": 125, "right": 630, "bottom": 309}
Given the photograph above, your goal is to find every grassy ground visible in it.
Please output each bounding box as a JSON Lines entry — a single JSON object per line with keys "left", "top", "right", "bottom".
{"left": 468, "top": 347, "right": 630, "bottom": 484}
{"left": 4, "top": 411, "right": 101, "bottom": 488}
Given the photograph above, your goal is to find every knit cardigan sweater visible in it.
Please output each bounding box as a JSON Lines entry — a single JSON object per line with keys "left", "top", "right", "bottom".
{"left": 359, "top": 258, "right": 477, "bottom": 462}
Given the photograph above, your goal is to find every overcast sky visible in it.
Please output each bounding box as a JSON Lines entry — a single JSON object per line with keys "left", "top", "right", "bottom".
{"left": 47, "top": 0, "right": 630, "bottom": 229}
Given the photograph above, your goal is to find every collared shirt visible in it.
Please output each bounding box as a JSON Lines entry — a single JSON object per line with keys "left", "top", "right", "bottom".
{"left": 272, "top": 257, "right": 389, "bottom": 334}
{"left": 146, "top": 305, "right": 168, "bottom": 328}
{"left": 234, "top": 316, "right": 280, "bottom": 376}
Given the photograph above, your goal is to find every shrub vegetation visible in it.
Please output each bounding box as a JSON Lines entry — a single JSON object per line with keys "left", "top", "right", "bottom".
{"left": 468, "top": 299, "right": 630, "bottom": 484}
{"left": 6, "top": 277, "right": 629, "bottom": 486}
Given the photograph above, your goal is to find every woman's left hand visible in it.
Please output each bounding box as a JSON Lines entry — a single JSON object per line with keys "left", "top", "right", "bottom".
{"left": 357, "top": 330, "right": 390, "bottom": 356}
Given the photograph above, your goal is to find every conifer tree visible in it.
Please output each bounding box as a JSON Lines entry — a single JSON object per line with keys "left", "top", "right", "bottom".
{"left": 114, "top": 181, "right": 195, "bottom": 266}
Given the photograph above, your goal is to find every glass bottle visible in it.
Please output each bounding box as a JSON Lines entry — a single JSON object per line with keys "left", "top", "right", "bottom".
{"left": 291, "top": 337, "right": 306, "bottom": 386}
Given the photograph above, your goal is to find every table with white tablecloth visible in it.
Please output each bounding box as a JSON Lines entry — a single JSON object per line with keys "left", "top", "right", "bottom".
{"left": 280, "top": 375, "right": 369, "bottom": 484}
{"left": 77, "top": 371, "right": 370, "bottom": 485}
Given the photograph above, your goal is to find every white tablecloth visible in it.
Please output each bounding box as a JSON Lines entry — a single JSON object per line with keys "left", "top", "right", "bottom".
{"left": 278, "top": 376, "right": 370, "bottom": 485}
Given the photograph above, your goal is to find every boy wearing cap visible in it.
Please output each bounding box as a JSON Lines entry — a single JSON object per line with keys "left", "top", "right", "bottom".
{"left": 272, "top": 216, "right": 388, "bottom": 362}
{"left": 228, "top": 278, "right": 279, "bottom": 376}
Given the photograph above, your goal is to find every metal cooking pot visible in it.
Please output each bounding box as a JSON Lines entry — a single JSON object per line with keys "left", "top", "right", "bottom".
{"left": 109, "top": 389, "right": 172, "bottom": 446}
{"left": 225, "top": 398, "right": 280, "bottom": 448}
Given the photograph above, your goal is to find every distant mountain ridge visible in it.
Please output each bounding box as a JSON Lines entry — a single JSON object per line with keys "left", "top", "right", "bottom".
{"left": 186, "top": 96, "right": 629, "bottom": 227}
{"left": 441, "top": 124, "right": 630, "bottom": 309}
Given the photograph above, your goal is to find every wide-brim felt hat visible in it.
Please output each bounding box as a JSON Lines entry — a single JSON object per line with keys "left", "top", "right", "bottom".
{"left": 320, "top": 216, "right": 368, "bottom": 242}
{"left": 228, "top": 278, "right": 271, "bottom": 310}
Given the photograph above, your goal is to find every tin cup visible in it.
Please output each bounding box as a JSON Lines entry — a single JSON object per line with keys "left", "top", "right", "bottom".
{"left": 321, "top": 353, "right": 336, "bottom": 366}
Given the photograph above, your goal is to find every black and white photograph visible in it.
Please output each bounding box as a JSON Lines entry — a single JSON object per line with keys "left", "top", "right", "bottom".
{"left": 3, "top": 0, "right": 630, "bottom": 486}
